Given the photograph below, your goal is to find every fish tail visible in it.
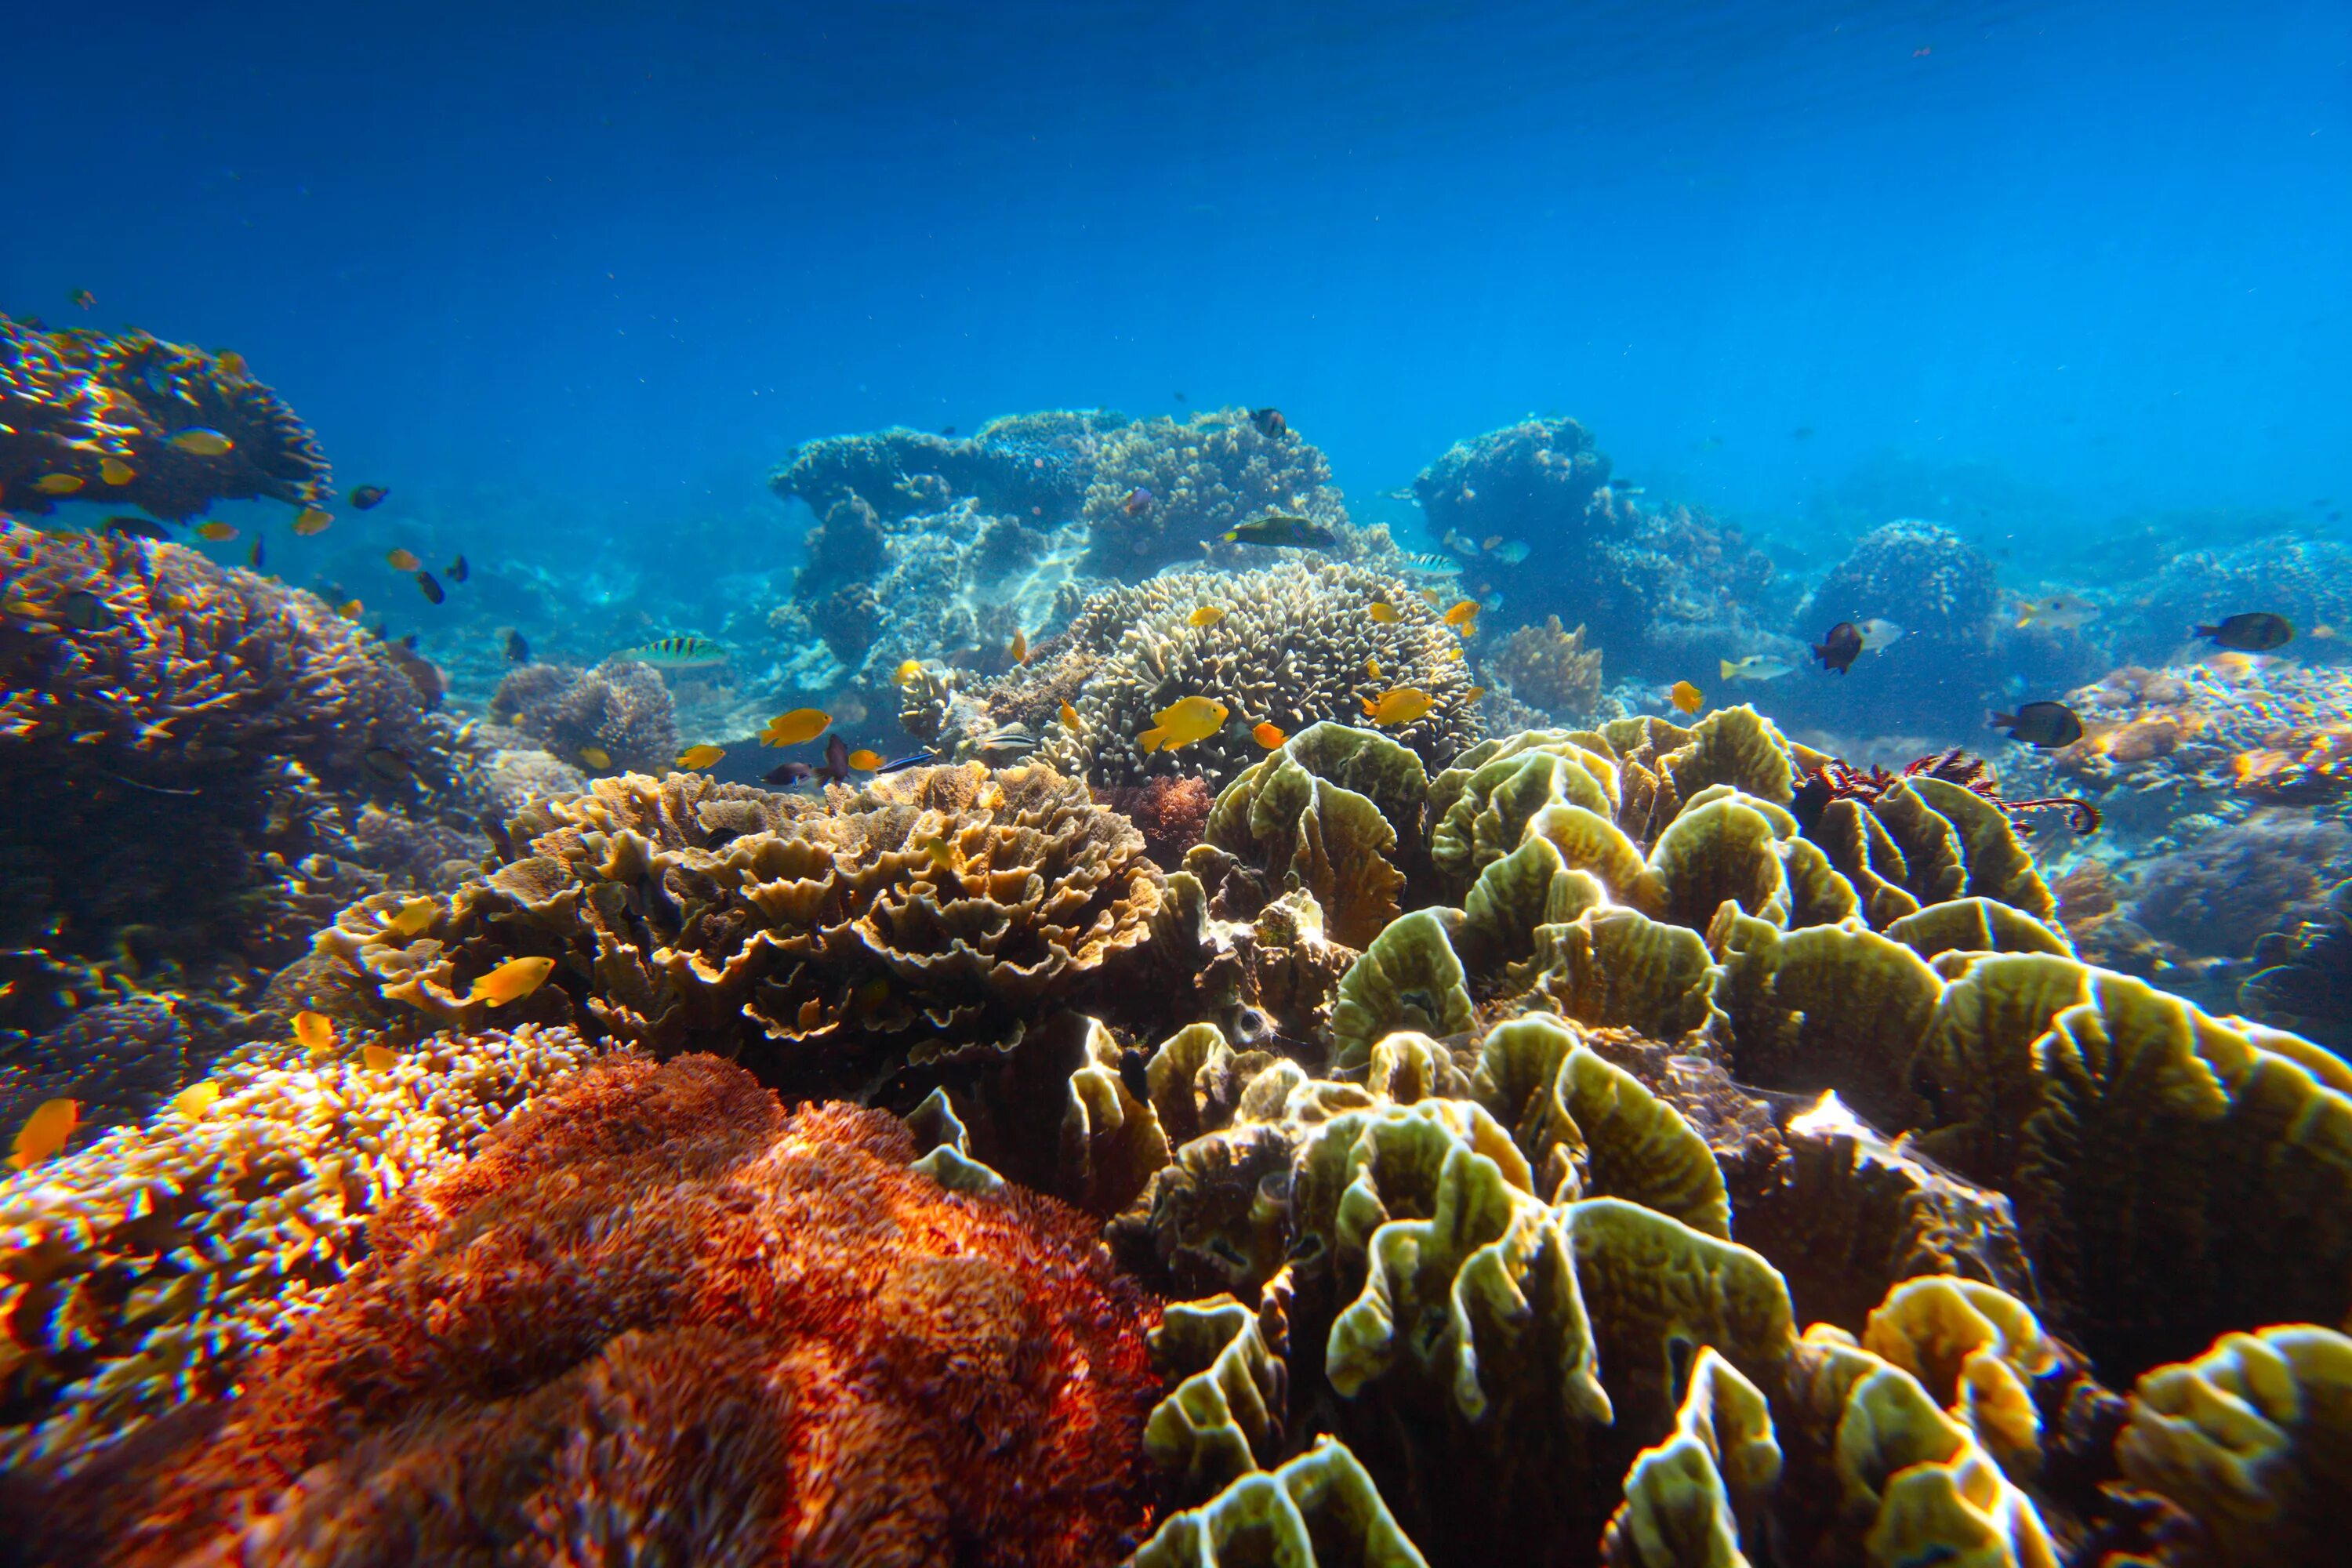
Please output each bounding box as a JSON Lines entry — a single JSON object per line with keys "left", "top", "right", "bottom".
{"left": 1988, "top": 712, "right": 2014, "bottom": 728}
{"left": 1138, "top": 728, "right": 1165, "bottom": 753}
{"left": 2191, "top": 625, "right": 2215, "bottom": 638}
{"left": 1718, "top": 659, "right": 1737, "bottom": 680}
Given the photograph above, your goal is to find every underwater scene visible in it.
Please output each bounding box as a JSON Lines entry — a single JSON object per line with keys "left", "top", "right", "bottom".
{"left": 3, "top": 2, "right": 2350, "bottom": 1562}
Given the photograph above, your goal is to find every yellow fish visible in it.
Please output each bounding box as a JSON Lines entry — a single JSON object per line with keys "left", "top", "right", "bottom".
{"left": 361, "top": 1044, "right": 397, "bottom": 1072}
{"left": 195, "top": 521, "right": 238, "bottom": 541}
{"left": 99, "top": 456, "right": 136, "bottom": 486}
{"left": 9, "top": 1098, "right": 78, "bottom": 1171}
{"left": 1188, "top": 605, "right": 1225, "bottom": 627}
{"left": 677, "top": 744, "right": 726, "bottom": 769}
{"left": 579, "top": 745, "right": 612, "bottom": 770}
{"left": 760, "top": 707, "right": 830, "bottom": 747}
{"left": 1443, "top": 645, "right": 1463, "bottom": 661}
{"left": 909, "top": 832, "right": 964, "bottom": 874}
{"left": 169, "top": 429, "right": 234, "bottom": 456}
{"left": 292, "top": 1011, "right": 336, "bottom": 1058}
{"left": 292, "top": 506, "right": 333, "bottom": 535}
{"left": 1465, "top": 685, "right": 1486, "bottom": 702}
{"left": 468, "top": 955, "right": 556, "bottom": 1006}
{"left": 172, "top": 1081, "right": 221, "bottom": 1119}
{"left": 1671, "top": 680, "right": 1704, "bottom": 715}
{"left": 847, "top": 749, "right": 884, "bottom": 770}
{"left": 337, "top": 599, "right": 364, "bottom": 619}
{"left": 894, "top": 659, "right": 927, "bottom": 688}
{"left": 34, "top": 474, "right": 83, "bottom": 495}
{"left": 1252, "top": 720, "right": 1287, "bottom": 749}
{"left": 1011, "top": 629, "right": 1029, "bottom": 663}
{"left": 1059, "top": 701, "right": 1081, "bottom": 729}
{"left": 1137, "top": 695, "right": 1229, "bottom": 753}
{"left": 1367, "top": 601, "right": 1400, "bottom": 624}
{"left": 1364, "top": 687, "right": 1436, "bottom": 728}
{"left": 386, "top": 548, "right": 422, "bottom": 572}
{"left": 216, "top": 350, "right": 248, "bottom": 376}
{"left": 1442, "top": 599, "right": 1479, "bottom": 629}
{"left": 1367, "top": 657, "right": 1382, "bottom": 679}
{"left": 383, "top": 895, "right": 437, "bottom": 937}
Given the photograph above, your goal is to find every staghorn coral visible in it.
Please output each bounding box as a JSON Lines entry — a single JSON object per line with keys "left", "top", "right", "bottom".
{"left": 62, "top": 1053, "right": 1158, "bottom": 1568}
{"left": 1490, "top": 616, "right": 1605, "bottom": 721}
{"left": 0, "top": 1024, "right": 615, "bottom": 1475}
{"left": 488, "top": 655, "right": 682, "bottom": 775}
{"left": 1, "top": 316, "right": 330, "bottom": 521}
{"left": 313, "top": 764, "right": 1167, "bottom": 1108}
{"left": 1079, "top": 406, "right": 1348, "bottom": 576}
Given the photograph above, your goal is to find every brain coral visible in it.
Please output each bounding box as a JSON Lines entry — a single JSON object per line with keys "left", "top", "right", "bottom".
{"left": 1078, "top": 406, "right": 1348, "bottom": 576}
{"left": 73, "top": 1053, "right": 1158, "bottom": 1568}
{"left": 314, "top": 763, "right": 1168, "bottom": 1107}
{"left": 1, "top": 316, "right": 331, "bottom": 521}
{"left": 488, "top": 655, "right": 683, "bottom": 775}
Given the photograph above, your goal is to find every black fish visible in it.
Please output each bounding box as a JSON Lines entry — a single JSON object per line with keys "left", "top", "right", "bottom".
{"left": 247, "top": 536, "right": 265, "bottom": 572}
{"left": 1812, "top": 620, "right": 1865, "bottom": 675}
{"left": 446, "top": 555, "right": 469, "bottom": 583}
{"left": 1250, "top": 407, "right": 1287, "bottom": 437}
{"left": 873, "top": 749, "right": 941, "bottom": 774}
{"left": 811, "top": 733, "right": 853, "bottom": 786}
{"left": 1116, "top": 1046, "right": 1151, "bottom": 1102}
{"left": 2194, "top": 612, "right": 2292, "bottom": 652}
{"left": 399, "top": 632, "right": 418, "bottom": 649}
{"left": 60, "top": 590, "right": 114, "bottom": 631}
{"left": 1988, "top": 702, "right": 2084, "bottom": 750}
{"left": 1172, "top": 390, "right": 1187, "bottom": 401}
{"left": 361, "top": 746, "right": 416, "bottom": 782}
{"left": 939, "top": 425, "right": 956, "bottom": 437}
{"left": 503, "top": 628, "right": 531, "bottom": 664}
{"left": 415, "top": 570, "right": 445, "bottom": 605}
{"left": 350, "top": 485, "right": 389, "bottom": 510}
{"left": 763, "top": 760, "right": 815, "bottom": 786}
{"left": 103, "top": 515, "right": 171, "bottom": 541}
{"left": 1221, "top": 513, "right": 1337, "bottom": 550}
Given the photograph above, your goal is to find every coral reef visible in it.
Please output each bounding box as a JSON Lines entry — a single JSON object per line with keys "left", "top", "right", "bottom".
{"left": 1098, "top": 774, "right": 1218, "bottom": 867}
{"left": 1413, "top": 417, "right": 1778, "bottom": 672}
{"left": 1489, "top": 616, "right": 1605, "bottom": 721}
{"left": 2244, "top": 877, "right": 2352, "bottom": 1049}
{"left": 1078, "top": 407, "right": 1349, "bottom": 576}
{"left": 0, "top": 317, "right": 331, "bottom": 521}
{"left": 772, "top": 410, "right": 1120, "bottom": 527}
{"left": 2126, "top": 815, "right": 2352, "bottom": 961}
{"left": 26, "top": 1053, "right": 1160, "bottom": 1568}
{"left": 2118, "top": 534, "right": 2352, "bottom": 665}
{"left": 488, "top": 656, "right": 682, "bottom": 774}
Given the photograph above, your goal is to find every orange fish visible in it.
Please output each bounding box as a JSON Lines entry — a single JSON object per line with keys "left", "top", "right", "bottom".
{"left": 1442, "top": 600, "right": 1479, "bottom": 629}
{"left": 34, "top": 474, "right": 84, "bottom": 495}
{"left": 172, "top": 1081, "right": 221, "bottom": 1119}
{"left": 846, "top": 749, "right": 884, "bottom": 770}
{"left": 361, "top": 1044, "right": 397, "bottom": 1072}
{"left": 292, "top": 506, "right": 333, "bottom": 535}
{"left": 1367, "top": 601, "right": 1400, "bottom": 624}
{"left": 216, "top": 350, "right": 248, "bottom": 377}
{"left": 292, "top": 1011, "right": 336, "bottom": 1059}
{"left": 1060, "top": 701, "right": 1081, "bottom": 729}
{"left": 468, "top": 955, "right": 556, "bottom": 1006}
{"left": 1252, "top": 721, "right": 1287, "bottom": 749}
{"left": 1011, "top": 629, "right": 1029, "bottom": 664}
{"left": 337, "top": 599, "right": 364, "bottom": 619}
{"left": 194, "top": 521, "right": 238, "bottom": 541}
{"left": 1671, "top": 680, "right": 1704, "bottom": 715}
{"left": 9, "top": 1098, "right": 78, "bottom": 1171}
{"left": 1464, "top": 685, "right": 1486, "bottom": 702}
{"left": 386, "top": 548, "right": 422, "bottom": 571}
{"left": 98, "top": 456, "right": 135, "bottom": 486}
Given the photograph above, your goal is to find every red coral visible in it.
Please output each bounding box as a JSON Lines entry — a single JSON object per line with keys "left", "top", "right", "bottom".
{"left": 1096, "top": 775, "right": 1214, "bottom": 867}
{"left": 96, "top": 1054, "right": 1160, "bottom": 1568}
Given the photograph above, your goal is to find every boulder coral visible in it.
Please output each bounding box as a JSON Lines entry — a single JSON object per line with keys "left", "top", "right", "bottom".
{"left": 1078, "top": 406, "right": 1348, "bottom": 577}
{"left": 1489, "top": 615, "right": 1606, "bottom": 721}
{"left": 488, "top": 655, "right": 684, "bottom": 775}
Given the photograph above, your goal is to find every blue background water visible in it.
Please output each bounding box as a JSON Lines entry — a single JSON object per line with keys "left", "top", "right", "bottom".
{"left": 7, "top": 0, "right": 2347, "bottom": 571}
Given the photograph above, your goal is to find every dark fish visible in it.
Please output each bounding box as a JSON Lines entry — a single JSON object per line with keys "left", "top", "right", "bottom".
{"left": 1988, "top": 702, "right": 2084, "bottom": 750}
{"left": 1116, "top": 1047, "right": 1151, "bottom": 1102}
{"left": 763, "top": 760, "right": 815, "bottom": 786}
{"left": 368, "top": 620, "right": 387, "bottom": 639}
{"left": 939, "top": 425, "right": 956, "bottom": 437}
{"left": 399, "top": 632, "right": 418, "bottom": 649}
{"left": 349, "top": 485, "right": 389, "bottom": 510}
{"left": 414, "top": 570, "right": 445, "bottom": 604}
{"left": 361, "top": 746, "right": 416, "bottom": 782}
{"left": 2194, "top": 612, "right": 2292, "bottom": 652}
{"left": 1812, "top": 620, "right": 1865, "bottom": 675}
{"left": 247, "top": 536, "right": 264, "bottom": 572}
{"left": 446, "top": 555, "right": 470, "bottom": 583}
{"left": 479, "top": 812, "right": 515, "bottom": 862}
{"left": 1221, "top": 513, "right": 1337, "bottom": 550}
{"left": 812, "top": 733, "right": 853, "bottom": 785}
{"left": 1250, "top": 407, "right": 1287, "bottom": 437}
{"left": 103, "top": 515, "right": 171, "bottom": 541}
{"left": 60, "top": 591, "right": 114, "bottom": 631}
{"left": 1123, "top": 485, "right": 1153, "bottom": 515}
{"left": 874, "top": 749, "right": 941, "bottom": 774}
{"left": 503, "top": 628, "right": 531, "bottom": 664}
{"left": 1172, "top": 390, "right": 1187, "bottom": 401}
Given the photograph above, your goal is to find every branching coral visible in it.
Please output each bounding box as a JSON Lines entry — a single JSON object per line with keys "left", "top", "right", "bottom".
{"left": 67, "top": 1054, "right": 1159, "bottom": 1568}
{"left": 1490, "top": 615, "right": 1605, "bottom": 720}
{"left": 1078, "top": 407, "right": 1348, "bottom": 576}
{"left": 488, "top": 656, "right": 683, "bottom": 774}
{"left": 1, "top": 317, "right": 331, "bottom": 521}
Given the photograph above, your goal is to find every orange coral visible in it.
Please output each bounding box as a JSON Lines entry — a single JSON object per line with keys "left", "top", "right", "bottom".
{"left": 82, "top": 1055, "right": 1160, "bottom": 1568}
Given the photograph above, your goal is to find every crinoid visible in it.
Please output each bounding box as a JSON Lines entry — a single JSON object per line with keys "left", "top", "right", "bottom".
{"left": 1795, "top": 746, "right": 2100, "bottom": 836}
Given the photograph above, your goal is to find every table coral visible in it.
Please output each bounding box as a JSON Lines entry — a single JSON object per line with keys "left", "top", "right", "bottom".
{"left": 1, "top": 316, "right": 330, "bottom": 521}
{"left": 67, "top": 1054, "right": 1159, "bottom": 1568}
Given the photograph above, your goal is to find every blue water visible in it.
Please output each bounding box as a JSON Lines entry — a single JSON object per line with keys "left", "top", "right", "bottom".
{"left": 7, "top": 0, "right": 2346, "bottom": 566}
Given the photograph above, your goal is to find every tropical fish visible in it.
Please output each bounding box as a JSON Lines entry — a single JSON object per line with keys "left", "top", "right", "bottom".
{"left": 350, "top": 485, "right": 389, "bottom": 510}
{"left": 503, "top": 628, "right": 531, "bottom": 663}
{"left": 1812, "top": 621, "right": 1865, "bottom": 675}
{"left": 759, "top": 707, "right": 830, "bottom": 747}
{"left": 1117, "top": 1046, "right": 1151, "bottom": 1102}
{"left": 622, "top": 635, "right": 729, "bottom": 669}
{"left": 1368, "top": 601, "right": 1400, "bottom": 624}
{"left": 1671, "top": 680, "right": 1704, "bottom": 714}
{"left": 248, "top": 536, "right": 265, "bottom": 571}
{"left": 387, "top": 548, "right": 422, "bottom": 571}
{"left": 292, "top": 506, "right": 332, "bottom": 535}
{"left": 2194, "top": 612, "right": 2293, "bottom": 652}
{"left": 361, "top": 746, "right": 414, "bottom": 782}
{"left": 467, "top": 955, "right": 556, "bottom": 1006}
{"left": 1250, "top": 407, "right": 1287, "bottom": 437}
{"left": 847, "top": 748, "right": 884, "bottom": 771}
{"left": 910, "top": 831, "right": 965, "bottom": 874}
{"left": 1059, "top": 701, "right": 1082, "bottom": 729}
{"left": 60, "top": 591, "right": 114, "bottom": 631}
{"left": 1464, "top": 684, "right": 1486, "bottom": 702}
{"left": 812, "top": 734, "right": 856, "bottom": 783}
{"left": 337, "top": 599, "right": 364, "bottom": 619}
{"left": 98, "top": 456, "right": 135, "bottom": 486}
{"left": 1857, "top": 617, "right": 1904, "bottom": 651}
{"left": 34, "top": 474, "right": 83, "bottom": 495}
{"left": 2013, "top": 593, "right": 2097, "bottom": 630}
{"left": 1488, "top": 540, "right": 1531, "bottom": 564}
{"left": 103, "top": 516, "right": 170, "bottom": 541}
{"left": 414, "top": 570, "right": 445, "bottom": 604}
{"left": 1442, "top": 645, "right": 1463, "bottom": 661}
{"left": 194, "top": 521, "right": 237, "bottom": 541}
{"left": 677, "top": 744, "right": 726, "bottom": 769}
{"left": 1482, "top": 536, "right": 1504, "bottom": 551}
{"left": 1137, "top": 695, "right": 1229, "bottom": 753}
{"left": 1363, "top": 687, "right": 1435, "bottom": 728}
{"left": 1442, "top": 599, "right": 1479, "bottom": 630}
{"left": 383, "top": 895, "right": 437, "bottom": 937}
{"left": 1221, "top": 514, "right": 1337, "bottom": 550}
{"left": 292, "top": 1011, "right": 336, "bottom": 1058}
{"left": 895, "top": 658, "right": 928, "bottom": 687}
{"left": 446, "top": 555, "right": 469, "bottom": 583}
{"left": 1719, "top": 655, "right": 1795, "bottom": 682}
{"left": 172, "top": 1081, "right": 221, "bottom": 1119}
{"left": 1252, "top": 720, "right": 1287, "bottom": 749}
{"left": 69, "top": 288, "right": 95, "bottom": 310}
{"left": 361, "top": 1044, "right": 397, "bottom": 1072}
{"left": 579, "top": 746, "right": 612, "bottom": 770}
{"left": 1010, "top": 629, "right": 1028, "bottom": 663}
{"left": 169, "top": 429, "right": 234, "bottom": 456}
{"left": 9, "top": 1098, "right": 78, "bottom": 1171}
{"left": 1367, "top": 657, "right": 1382, "bottom": 679}
{"left": 1188, "top": 604, "right": 1225, "bottom": 627}
{"left": 1123, "top": 485, "right": 1153, "bottom": 515}
{"left": 764, "top": 760, "right": 813, "bottom": 785}
{"left": 1989, "top": 702, "right": 2084, "bottom": 749}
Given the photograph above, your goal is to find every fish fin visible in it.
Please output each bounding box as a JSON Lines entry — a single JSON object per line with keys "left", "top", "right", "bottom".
{"left": 1138, "top": 728, "right": 1165, "bottom": 753}
{"left": 1219, "top": 529, "right": 1239, "bottom": 541}
{"left": 1988, "top": 712, "right": 2014, "bottom": 728}
{"left": 2191, "top": 625, "right": 2214, "bottom": 638}
{"left": 1718, "top": 659, "right": 1737, "bottom": 680}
